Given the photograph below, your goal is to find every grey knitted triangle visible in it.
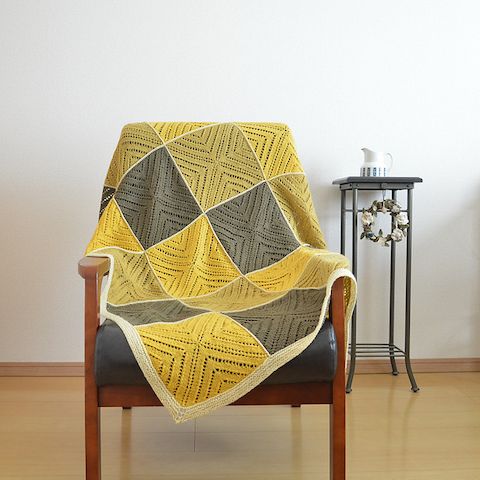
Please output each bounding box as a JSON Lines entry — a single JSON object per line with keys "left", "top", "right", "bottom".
{"left": 99, "top": 186, "right": 116, "bottom": 218}
{"left": 226, "top": 288, "right": 326, "bottom": 353}
{"left": 115, "top": 147, "right": 202, "bottom": 249}
{"left": 107, "top": 300, "right": 207, "bottom": 326}
{"left": 207, "top": 182, "right": 300, "bottom": 274}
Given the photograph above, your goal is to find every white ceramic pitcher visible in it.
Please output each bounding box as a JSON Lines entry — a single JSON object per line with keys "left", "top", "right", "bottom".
{"left": 360, "top": 148, "right": 393, "bottom": 177}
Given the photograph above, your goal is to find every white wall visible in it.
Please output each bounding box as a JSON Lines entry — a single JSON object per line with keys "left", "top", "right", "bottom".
{"left": 1, "top": 0, "right": 479, "bottom": 361}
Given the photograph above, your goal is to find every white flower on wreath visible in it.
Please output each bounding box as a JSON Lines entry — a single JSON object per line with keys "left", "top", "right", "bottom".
{"left": 391, "top": 204, "right": 401, "bottom": 214}
{"left": 396, "top": 212, "right": 409, "bottom": 225}
{"left": 391, "top": 228, "right": 404, "bottom": 241}
{"left": 361, "top": 211, "right": 374, "bottom": 225}
{"left": 378, "top": 236, "right": 388, "bottom": 247}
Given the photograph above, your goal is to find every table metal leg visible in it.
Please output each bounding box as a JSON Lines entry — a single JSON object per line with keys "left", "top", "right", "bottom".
{"left": 346, "top": 188, "right": 358, "bottom": 393}
{"left": 389, "top": 190, "right": 399, "bottom": 375}
{"left": 340, "top": 190, "right": 346, "bottom": 255}
{"left": 405, "top": 189, "right": 419, "bottom": 392}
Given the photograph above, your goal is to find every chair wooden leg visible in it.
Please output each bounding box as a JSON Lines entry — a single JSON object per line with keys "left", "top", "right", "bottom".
{"left": 85, "top": 391, "right": 101, "bottom": 480}
{"left": 330, "top": 392, "right": 345, "bottom": 480}
{"left": 330, "top": 278, "right": 346, "bottom": 480}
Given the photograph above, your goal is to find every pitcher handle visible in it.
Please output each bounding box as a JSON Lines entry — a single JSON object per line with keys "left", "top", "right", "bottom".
{"left": 386, "top": 153, "right": 393, "bottom": 171}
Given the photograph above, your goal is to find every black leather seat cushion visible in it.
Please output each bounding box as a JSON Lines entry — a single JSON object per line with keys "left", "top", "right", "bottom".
{"left": 95, "top": 319, "right": 337, "bottom": 386}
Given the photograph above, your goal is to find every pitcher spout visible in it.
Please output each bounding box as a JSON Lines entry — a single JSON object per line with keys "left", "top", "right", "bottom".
{"left": 362, "top": 148, "right": 376, "bottom": 163}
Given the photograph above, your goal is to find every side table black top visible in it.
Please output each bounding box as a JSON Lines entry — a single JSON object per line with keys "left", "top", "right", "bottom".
{"left": 333, "top": 177, "right": 423, "bottom": 190}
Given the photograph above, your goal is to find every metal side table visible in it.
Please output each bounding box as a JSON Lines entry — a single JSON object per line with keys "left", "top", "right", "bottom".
{"left": 332, "top": 177, "right": 423, "bottom": 393}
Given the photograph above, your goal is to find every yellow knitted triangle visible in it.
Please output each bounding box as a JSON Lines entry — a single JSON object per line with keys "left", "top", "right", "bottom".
{"left": 269, "top": 173, "right": 326, "bottom": 248}
{"left": 137, "top": 313, "right": 268, "bottom": 406}
{"left": 148, "top": 122, "right": 210, "bottom": 143}
{"left": 86, "top": 200, "right": 143, "bottom": 253}
{"left": 167, "top": 124, "right": 264, "bottom": 210}
{"left": 180, "top": 276, "right": 283, "bottom": 312}
{"left": 105, "top": 123, "right": 163, "bottom": 188}
{"left": 246, "top": 246, "right": 321, "bottom": 292}
{"left": 97, "top": 248, "right": 170, "bottom": 305}
{"left": 146, "top": 216, "right": 241, "bottom": 297}
{"left": 236, "top": 123, "right": 303, "bottom": 179}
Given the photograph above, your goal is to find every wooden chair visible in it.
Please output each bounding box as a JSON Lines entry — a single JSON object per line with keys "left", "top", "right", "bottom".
{"left": 79, "top": 256, "right": 347, "bottom": 480}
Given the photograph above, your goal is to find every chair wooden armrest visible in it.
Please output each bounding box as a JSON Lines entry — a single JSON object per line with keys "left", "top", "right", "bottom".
{"left": 78, "top": 256, "right": 110, "bottom": 279}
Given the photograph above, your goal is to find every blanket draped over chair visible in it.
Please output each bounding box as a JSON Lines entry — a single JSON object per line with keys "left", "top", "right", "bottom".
{"left": 86, "top": 122, "right": 356, "bottom": 422}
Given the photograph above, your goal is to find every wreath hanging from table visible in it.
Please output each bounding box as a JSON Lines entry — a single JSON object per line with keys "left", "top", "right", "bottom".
{"left": 361, "top": 199, "right": 409, "bottom": 246}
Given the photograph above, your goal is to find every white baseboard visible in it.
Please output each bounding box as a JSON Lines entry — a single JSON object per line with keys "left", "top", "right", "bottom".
{"left": 0, "top": 358, "right": 479, "bottom": 377}
{"left": 0, "top": 362, "right": 84, "bottom": 376}
{"left": 349, "top": 357, "right": 480, "bottom": 374}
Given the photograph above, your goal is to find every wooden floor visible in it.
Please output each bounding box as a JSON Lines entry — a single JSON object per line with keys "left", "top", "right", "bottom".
{"left": 0, "top": 373, "right": 479, "bottom": 479}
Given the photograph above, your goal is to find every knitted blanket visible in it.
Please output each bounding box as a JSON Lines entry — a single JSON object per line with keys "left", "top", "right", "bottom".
{"left": 86, "top": 122, "right": 356, "bottom": 422}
